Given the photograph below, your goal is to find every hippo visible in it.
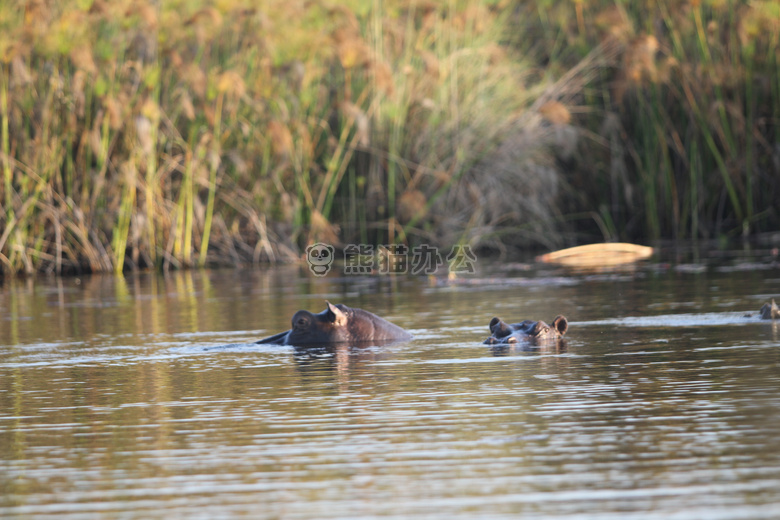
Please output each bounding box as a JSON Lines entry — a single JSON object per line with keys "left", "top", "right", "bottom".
{"left": 760, "top": 299, "right": 779, "bottom": 320}
{"left": 255, "top": 301, "right": 412, "bottom": 346}
{"left": 484, "top": 315, "right": 568, "bottom": 345}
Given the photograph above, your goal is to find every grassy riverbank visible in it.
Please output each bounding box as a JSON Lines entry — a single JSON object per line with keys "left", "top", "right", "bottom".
{"left": 1, "top": 0, "right": 778, "bottom": 275}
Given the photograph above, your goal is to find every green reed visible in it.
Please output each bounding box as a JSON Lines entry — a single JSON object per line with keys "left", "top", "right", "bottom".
{"left": 199, "top": 90, "right": 222, "bottom": 268}
{"left": 1, "top": 0, "right": 778, "bottom": 276}
{"left": 521, "top": 0, "right": 779, "bottom": 242}
{"left": 1, "top": 68, "right": 12, "bottom": 261}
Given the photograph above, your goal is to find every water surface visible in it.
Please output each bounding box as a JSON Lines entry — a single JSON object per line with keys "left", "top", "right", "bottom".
{"left": 1, "top": 255, "right": 780, "bottom": 519}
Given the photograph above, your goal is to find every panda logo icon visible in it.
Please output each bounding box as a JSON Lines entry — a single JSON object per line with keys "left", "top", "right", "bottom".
{"left": 306, "top": 243, "right": 335, "bottom": 276}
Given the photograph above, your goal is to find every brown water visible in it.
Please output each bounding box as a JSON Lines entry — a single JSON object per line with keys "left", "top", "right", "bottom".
{"left": 1, "top": 254, "right": 780, "bottom": 519}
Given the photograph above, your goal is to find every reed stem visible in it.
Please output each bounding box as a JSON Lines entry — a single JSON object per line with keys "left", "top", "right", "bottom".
{"left": 199, "top": 90, "right": 222, "bottom": 267}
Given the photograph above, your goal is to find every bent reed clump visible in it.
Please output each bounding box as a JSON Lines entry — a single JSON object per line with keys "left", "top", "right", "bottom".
{"left": 1, "top": 0, "right": 779, "bottom": 275}
{"left": 510, "top": 0, "right": 780, "bottom": 242}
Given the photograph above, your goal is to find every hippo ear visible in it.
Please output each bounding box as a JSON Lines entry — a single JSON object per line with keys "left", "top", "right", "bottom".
{"left": 760, "top": 300, "right": 780, "bottom": 320}
{"left": 552, "top": 315, "right": 568, "bottom": 336}
{"left": 325, "top": 301, "right": 348, "bottom": 326}
{"left": 489, "top": 317, "right": 512, "bottom": 338}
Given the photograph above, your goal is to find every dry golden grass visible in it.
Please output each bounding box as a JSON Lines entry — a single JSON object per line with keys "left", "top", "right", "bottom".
{"left": 1, "top": 0, "right": 778, "bottom": 275}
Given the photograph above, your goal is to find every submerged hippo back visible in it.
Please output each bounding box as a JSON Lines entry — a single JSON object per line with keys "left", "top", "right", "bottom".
{"left": 344, "top": 307, "right": 412, "bottom": 342}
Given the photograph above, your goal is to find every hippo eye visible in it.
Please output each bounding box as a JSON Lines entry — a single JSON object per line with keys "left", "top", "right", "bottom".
{"left": 295, "top": 316, "right": 310, "bottom": 329}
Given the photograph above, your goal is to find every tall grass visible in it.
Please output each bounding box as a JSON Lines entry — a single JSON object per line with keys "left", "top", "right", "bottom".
{"left": 1, "top": 0, "right": 778, "bottom": 276}
{"left": 0, "top": 0, "right": 552, "bottom": 274}
{"left": 512, "top": 0, "right": 780, "bottom": 243}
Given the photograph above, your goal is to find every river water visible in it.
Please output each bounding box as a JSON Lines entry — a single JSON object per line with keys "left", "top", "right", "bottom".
{"left": 1, "top": 250, "right": 779, "bottom": 519}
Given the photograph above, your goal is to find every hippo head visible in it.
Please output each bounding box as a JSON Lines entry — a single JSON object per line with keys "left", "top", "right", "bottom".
{"left": 484, "top": 315, "right": 568, "bottom": 345}
{"left": 286, "top": 301, "right": 351, "bottom": 345}
{"left": 256, "top": 301, "right": 412, "bottom": 346}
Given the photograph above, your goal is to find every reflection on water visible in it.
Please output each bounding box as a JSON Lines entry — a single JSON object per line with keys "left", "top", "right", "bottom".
{"left": 1, "top": 259, "right": 780, "bottom": 519}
